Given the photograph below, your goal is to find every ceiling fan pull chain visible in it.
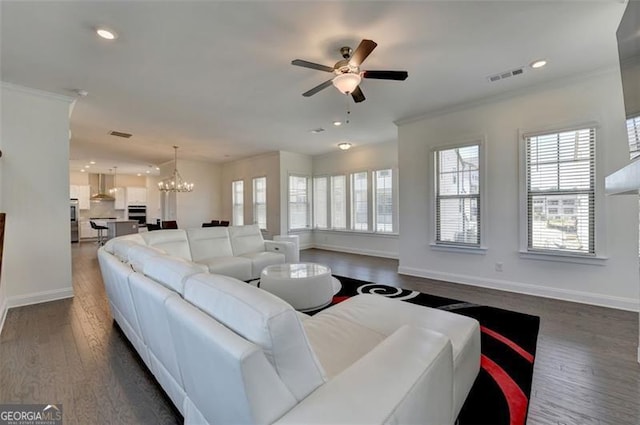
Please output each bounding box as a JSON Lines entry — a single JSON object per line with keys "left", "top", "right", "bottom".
{"left": 345, "top": 95, "right": 351, "bottom": 124}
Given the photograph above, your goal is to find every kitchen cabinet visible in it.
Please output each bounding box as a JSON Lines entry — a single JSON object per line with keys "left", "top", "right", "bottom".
{"left": 126, "top": 187, "right": 147, "bottom": 205}
{"left": 114, "top": 187, "right": 126, "bottom": 210}
{"left": 70, "top": 185, "right": 90, "bottom": 209}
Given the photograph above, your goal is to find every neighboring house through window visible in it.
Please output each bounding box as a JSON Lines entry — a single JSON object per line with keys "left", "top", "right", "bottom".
{"left": 434, "top": 143, "right": 481, "bottom": 246}
{"left": 524, "top": 127, "right": 595, "bottom": 255}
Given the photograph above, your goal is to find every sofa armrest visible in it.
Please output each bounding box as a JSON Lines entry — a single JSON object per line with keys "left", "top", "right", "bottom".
{"left": 275, "top": 325, "right": 454, "bottom": 425}
{"left": 265, "top": 240, "right": 298, "bottom": 263}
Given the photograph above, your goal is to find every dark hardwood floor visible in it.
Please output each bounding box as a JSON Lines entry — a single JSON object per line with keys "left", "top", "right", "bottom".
{"left": 1, "top": 243, "right": 638, "bottom": 424}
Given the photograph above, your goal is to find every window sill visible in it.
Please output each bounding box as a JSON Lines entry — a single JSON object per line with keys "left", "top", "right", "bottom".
{"left": 429, "top": 243, "right": 488, "bottom": 255}
{"left": 313, "top": 229, "right": 399, "bottom": 238}
{"left": 287, "top": 228, "right": 313, "bottom": 234}
{"left": 519, "top": 250, "right": 608, "bottom": 266}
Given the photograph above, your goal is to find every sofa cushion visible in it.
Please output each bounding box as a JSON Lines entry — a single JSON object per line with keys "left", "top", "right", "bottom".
{"left": 186, "top": 227, "right": 234, "bottom": 262}
{"left": 198, "top": 256, "right": 252, "bottom": 281}
{"left": 111, "top": 240, "right": 143, "bottom": 263}
{"left": 183, "top": 273, "right": 326, "bottom": 401}
{"left": 141, "top": 229, "right": 192, "bottom": 261}
{"left": 127, "top": 245, "right": 166, "bottom": 273}
{"left": 302, "top": 314, "right": 386, "bottom": 378}
{"left": 228, "top": 224, "right": 265, "bottom": 256}
{"left": 240, "top": 251, "right": 285, "bottom": 278}
{"left": 311, "top": 294, "right": 481, "bottom": 416}
{"left": 142, "top": 255, "right": 207, "bottom": 295}
{"left": 103, "top": 233, "right": 145, "bottom": 254}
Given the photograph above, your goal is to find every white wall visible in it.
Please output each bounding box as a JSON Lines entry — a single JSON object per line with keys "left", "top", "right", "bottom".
{"left": 398, "top": 70, "right": 640, "bottom": 311}
{"left": 157, "top": 159, "right": 221, "bottom": 229}
{"left": 312, "top": 141, "right": 399, "bottom": 258}
{"left": 221, "top": 152, "right": 281, "bottom": 235}
{"left": 0, "top": 83, "right": 74, "bottom": 312}
{"left": 280, "top": 151, "right": 313, "bottom": 246}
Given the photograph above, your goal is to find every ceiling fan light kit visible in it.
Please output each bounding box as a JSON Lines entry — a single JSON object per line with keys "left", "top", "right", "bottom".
{"left": 292, "top": 38, "right": 408, "bottom": 103}
{"left": 332, "top": 73, "right": 361, "bottom": 94}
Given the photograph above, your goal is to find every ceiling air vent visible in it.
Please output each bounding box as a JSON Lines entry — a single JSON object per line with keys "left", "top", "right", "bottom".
{"left": 487, "top": 67, "right": 524, "bottom": 83}
{"left": 109, "top": 130, "right": 132, "bottom": 138}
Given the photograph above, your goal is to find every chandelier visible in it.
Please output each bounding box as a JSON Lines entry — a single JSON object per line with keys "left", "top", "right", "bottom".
{"left": 158, "top": 146, "right": 194, "bottom": 192}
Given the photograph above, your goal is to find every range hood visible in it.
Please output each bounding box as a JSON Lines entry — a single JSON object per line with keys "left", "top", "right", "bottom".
{"left": 90, "top": 174, "right": 115, "bottom": 201}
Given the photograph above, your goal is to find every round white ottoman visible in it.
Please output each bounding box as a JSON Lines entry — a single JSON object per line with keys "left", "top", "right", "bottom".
{"left": 260, "top": 263, "right": 341, "bottom": 312}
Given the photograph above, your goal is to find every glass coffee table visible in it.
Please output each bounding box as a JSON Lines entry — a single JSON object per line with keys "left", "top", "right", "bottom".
{"left": 260, "top": 263, "right": 341, "bottom": 312}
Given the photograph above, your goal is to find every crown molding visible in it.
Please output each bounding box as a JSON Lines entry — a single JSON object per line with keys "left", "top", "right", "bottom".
{"left": 1, "top": 81, "right": 75, "bottom": 103}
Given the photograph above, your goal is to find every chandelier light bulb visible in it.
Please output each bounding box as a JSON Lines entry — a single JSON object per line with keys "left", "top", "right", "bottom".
{"left": 158, "top": 146, "right": 194, "bottom": 193}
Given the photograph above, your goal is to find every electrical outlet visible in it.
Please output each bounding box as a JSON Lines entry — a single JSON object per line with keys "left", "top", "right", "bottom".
{"left": 495, "top": 262, "right": 503, "bottom": 272}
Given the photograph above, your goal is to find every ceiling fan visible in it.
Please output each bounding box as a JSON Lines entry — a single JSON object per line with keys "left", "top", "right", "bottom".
{"left": 292, "top": 39, "right": 408, "bottom": 103}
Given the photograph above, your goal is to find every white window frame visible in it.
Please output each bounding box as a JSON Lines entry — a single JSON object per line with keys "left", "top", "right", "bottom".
{"left": 252, "top": 176, "right": 267, "bottom": 230}
{"left": 430, "top": 139, "right": 486, "bottom": 253}
{"left": 313, "top": 175, "right": 329, "bottom": 230}
{"left": 373, "top": 169, "right": 395, "bottom": 233}
{"left": 330, "top": 174, "right": 348, "bottom": 230}
{"left": 288, "top": 174, "right": 311, "bottom": 231}
{"left": 231, "top": 180, "right": 244, "bottom": 226}
{"left": 518, "top": 123, "right": 607, "bottom": 264}
{"left": 350, "top": 171, "right": 370, "bottom": 231}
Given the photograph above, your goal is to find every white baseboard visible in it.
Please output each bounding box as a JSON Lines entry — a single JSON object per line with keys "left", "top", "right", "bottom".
{"left": 398, "top": 266, "right": 640, "bottom": 312}
{"left": 312, "top": 243, "right": 399, "bottom": 259}
{"left": 7, "top": 287, "right": 74, "bottom": 309}
{"left": 299, "top": 242, "right": 314, "bottom": 250}
{"left": 0, "top": 296, "right": 8, "bottom": 337}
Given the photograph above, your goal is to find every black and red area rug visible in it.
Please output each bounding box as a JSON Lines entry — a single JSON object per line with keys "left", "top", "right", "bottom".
{"left": 323, "top": 276, "right": 541, "bottom": 425}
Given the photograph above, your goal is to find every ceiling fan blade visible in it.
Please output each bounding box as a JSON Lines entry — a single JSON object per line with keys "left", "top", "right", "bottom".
{"left": 363, "top": 70, "right": 409, "bottom": 81}
{"left": 351, "top": 86, "right": 366, "bottom": 103}
{"left": 302, "top": 79, "right": 334, "bottom": 97}
{"left": 349, "top": 39, "right": 377, "bottom": 66}
{"left": 291, "top": 59, "right": 334, "bottom": 73}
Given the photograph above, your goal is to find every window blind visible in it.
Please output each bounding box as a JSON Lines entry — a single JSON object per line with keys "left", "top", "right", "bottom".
{"left": 526, "top": 128, "right": 595, "bottom": 255}
{"left": 232, "top": 180, "right": 244, "bottom": 226}
{"left": 374, "top": 169, "right": 393, "bottom": 232}
{"left": 289, "top": 175, "right": 309, "bottom": 230}
{"left": 351, "top": 172, "right": 368, "bottom": 231}
{"left": 252, "top": 177, "right": 267, "bottom": 230}
{"left": 627, "top": 116, "right": 640, "bottom": 160}
{"left": 435, "top": 145, "right": 480, "bottom": 246}
{"left": 331, "top": 175, "right": 346, "bottom": 229}
{"left": 313, "top": 177, "right": 328, "bottom": 229}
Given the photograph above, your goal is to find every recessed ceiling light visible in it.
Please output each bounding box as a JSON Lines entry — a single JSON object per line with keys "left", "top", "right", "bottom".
{"left": 96, "top": 27, "right": 117, "bottom": 40}
{"left": 85, "top": 165, "right": 90, "bottom": 168}
{"left": 137, "top": 173, "right": 142, "bottom": 177}
{"left": 333, "top": 121, "right": 342, "bottom": 126}
{"left": 338, "top": 142, "right": 352, "bottom": 151}
{"left": 80, "top": 169, "right": 85, "bottom": 172}
{"left": 155, "top": 167, "right": 160, "bottom": 171}
{"left": 146, "top": 170, "right": 150, "bottom": 174}
{"left": 530, "top": 59, "right": 547, "bottom": 69}
{"left": 90, "top": 161, "right": 96, "bottom": 165}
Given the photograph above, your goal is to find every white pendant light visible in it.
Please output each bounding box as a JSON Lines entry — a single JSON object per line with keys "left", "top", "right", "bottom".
{"left": 332, "top": 73, "right": 361, "bottom": 94}
{"left": 158, "top": 146, "right": 194, "bottom": 192}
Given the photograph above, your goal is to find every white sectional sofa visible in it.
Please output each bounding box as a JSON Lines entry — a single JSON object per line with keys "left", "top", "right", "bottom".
{"left": 98, "top": 228, "right": 481, "bottom": 425}
{"left": 111, "top": 224, "right": 298, "bottom": 281}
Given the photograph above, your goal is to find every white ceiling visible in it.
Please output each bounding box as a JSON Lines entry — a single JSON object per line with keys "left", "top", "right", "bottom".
{"left": 1, "top": 1, "right": 626, "bottom": 175}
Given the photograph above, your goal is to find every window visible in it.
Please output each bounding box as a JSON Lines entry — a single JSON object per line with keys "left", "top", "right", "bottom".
{"left": 313, "top": 177, "right": 328, "bottom": 229}
{"left": 252, "top": 177, "right": 267, "bottom": 230}
{"left": 525, "top": 128, "right": 595, "bottom": 255}
{"left": 627, "top": 115, "right": 640, "bottom": 160}
{"left": 373, "top": 169, "right": 393, "bottom": 232}
{"left": 435, "top": 144, "right": 480, "bottom": 246}
{"left": 330, "top": 175, "right": 346, "bottom": 229}
{"left": 289, "top": 175, "right": 310, "bottom": 230}
{"left": 231, "top": 180, "right": 244, "bottom": 226}
{"left": 350, "top": 172, "right": 368, "bottom": 231}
